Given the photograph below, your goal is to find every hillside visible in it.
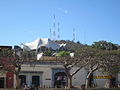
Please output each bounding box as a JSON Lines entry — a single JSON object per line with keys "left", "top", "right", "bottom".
{"left": 55, "top": 40, "right": 86, "bottom": 51}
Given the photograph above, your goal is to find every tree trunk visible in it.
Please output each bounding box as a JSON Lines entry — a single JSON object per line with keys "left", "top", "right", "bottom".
{"left": 109, "top": 74, "right": 117, "bottom": 88}
{"left": 85, "top": 65, "right": 98, "bottom": 89}
{"left": 15, "top": 73, "right": 20, "bottom": 89}
{"left": 85, "top": 77, "right": 89, "bottom": 89}
{"left": 85, "top": 73, "right": 91, "bottom": 89}
{"left": 67, "top": 76, "right": 73, "bottom": 88}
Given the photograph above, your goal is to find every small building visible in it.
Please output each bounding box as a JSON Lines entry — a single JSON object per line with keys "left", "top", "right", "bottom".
{"left": 18, "top": 57, "right": 120, "bottom": 88}
{"left": 0, "top": 46, "right": 14, "bottom": 88}
{"left": 19, "top": 61, "right": 86, "bottom": 88}
{"left": 0, "top": 45, "right": 120, "bottom": 88}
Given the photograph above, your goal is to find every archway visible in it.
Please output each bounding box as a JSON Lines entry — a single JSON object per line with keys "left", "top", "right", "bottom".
{"left": 54, "top": 72, "right": 67, "bottom": 88}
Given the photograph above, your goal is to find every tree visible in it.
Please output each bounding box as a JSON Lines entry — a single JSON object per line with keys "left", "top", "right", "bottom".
{"left": 92, "top": 41, "right": 118, "bottom": 50}
{"left": 56, "top": 51, "right": 70, "bottom": 57}
{"left": 56, "top": 47, "right": 102, "bottom": 89}
{"left": 12, "top": 50, "right": 36, "bottom": 89}
{"left": 76, "top": 46, "right": 120, "bottom": 89}
{"left": 0, "top": 47, "right": 36, "bottom": 89}
{"left": 97, "top": 50, "right": 120, "bottom": 88}
{"left": 57, "top": 51, "right": 88, "bottom": 88}
{"left": 75, "top": 46, "right": 102, "bottom": 89}
{"left": 76, "top": 46, "right": 120, "bottom": 88}
{"left": 99, "top": 50, "right": 120, "bottom": 75}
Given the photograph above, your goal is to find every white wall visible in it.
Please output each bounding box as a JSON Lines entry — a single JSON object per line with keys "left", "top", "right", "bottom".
{"left": 94, "top": 70, "right": 111, "bottom": 88}
{"left": 20, "top": 64, "right": 63, "bottom": 88}
{"left": 118, "top": 73, "right": 120, "bottom": 84}
{"left": 20, "top": 64, "right": 120, "bottom": 88}
{"left": 71, "top": 67, "right": 86, "bottom": 87}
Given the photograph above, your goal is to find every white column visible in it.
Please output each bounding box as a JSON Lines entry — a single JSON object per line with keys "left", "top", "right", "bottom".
{"left": 40, "top": 74, "right": 42, "bottom": 87}
{"left": 27, "top": 73, "right": 31, "bottom": 87}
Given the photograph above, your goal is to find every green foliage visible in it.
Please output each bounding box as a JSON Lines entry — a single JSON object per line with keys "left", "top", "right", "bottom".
{"left": 75, "top": 46, "right": 101, "bottom": 58}
{"left": 43, "top": 49, "right": 54, "bottom": 56}
{"left": 92, "top": 40, "right": 118, "bottom": 50}
{"left": 97, "top": 50, "right": 120, "bottom": 74}
{"left": 97, "top": 50, "right": 120, "bottom": 57}
{"left": 56, "top": 51, "right": 70, "bottom": 57}
{"left": 75, "top": 46, "right": 120, "bottom": 75}
{"left": 21, "top": 51, "right": 36, "bottom": 59}
{"left": 0, "top": 48, "right": 12, "bottom": 57}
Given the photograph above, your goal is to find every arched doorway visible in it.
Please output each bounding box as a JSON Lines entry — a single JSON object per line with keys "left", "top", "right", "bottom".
{"left": 54, "top": 72, "right": 67, "bottom": 88}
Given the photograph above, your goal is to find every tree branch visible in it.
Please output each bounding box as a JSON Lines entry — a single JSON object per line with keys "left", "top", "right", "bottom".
{"left": 87, "top": 64, "right": 99, "bottom": 78}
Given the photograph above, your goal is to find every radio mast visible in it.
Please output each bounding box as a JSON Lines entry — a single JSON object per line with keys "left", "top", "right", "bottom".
{"left": 73, "top": 28, "right": 75, "bottom": 42}
{"left": 50, "top": 28, "right": 51, "bottom": 40}
{"left": 57, "top": 22, "right": 60, "bottom": 40}
{"left": 53, "top": 15, "right": 56, "bottom": 40}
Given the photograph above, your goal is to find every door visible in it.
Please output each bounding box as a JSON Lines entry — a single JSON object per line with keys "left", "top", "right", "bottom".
{"left": 6, "top": 72, "right": 14, "bottom": 88}
{"left": 54, "top": 72, "right": 67, "bottom": 88}
{"left": 32, "top": 76, "right": 40, "bottom": 87}
{"left": 19, "top": 75, "right": 26, "bottom": 87}
{"left": 0, "top": 78, "right": 4, "bottom": 88}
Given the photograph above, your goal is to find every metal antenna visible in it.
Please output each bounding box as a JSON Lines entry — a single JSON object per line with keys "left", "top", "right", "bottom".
{"left": 50, "top": 28, "right": 51, "bottom": 40}
{"left": 53, "top": 15, "right": 56, "bottom": 40}
{"left": 57, "top": 22, "right": 60, "bottom": 40}
{"left": 73, "top": 28, "right": 75, "bottom": 42}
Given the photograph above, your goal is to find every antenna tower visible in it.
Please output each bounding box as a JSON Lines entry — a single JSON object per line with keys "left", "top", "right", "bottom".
{"left": 53, "top": 15, "right": 56, "bottom": 40}
{"left": 57, "top": 22, "right": 60, "bottom": 40}
{"left": 50, "top": 28, "right": 51, "bottom": 40}
{"left": 73, "top": 28, "right": 75, "bottom": 42}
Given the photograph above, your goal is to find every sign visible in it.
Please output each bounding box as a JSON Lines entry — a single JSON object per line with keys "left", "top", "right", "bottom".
{"left": 46, "top": 78, "right": 51, "bottom": 80}
{"left": 90, "top": 76, "right": 112, "bottom": 79}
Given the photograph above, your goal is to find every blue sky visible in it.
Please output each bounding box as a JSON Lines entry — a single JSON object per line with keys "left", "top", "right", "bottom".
{"left": 0, "top": 0, "right": 120, "bottom": 46}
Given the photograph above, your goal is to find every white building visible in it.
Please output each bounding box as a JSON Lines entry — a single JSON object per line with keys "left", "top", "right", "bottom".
{"left": 18, "top": 38, "right": 120, "bottom": 88}
{"left": 18, "top": 60, "right": 120, "bottom": 88}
